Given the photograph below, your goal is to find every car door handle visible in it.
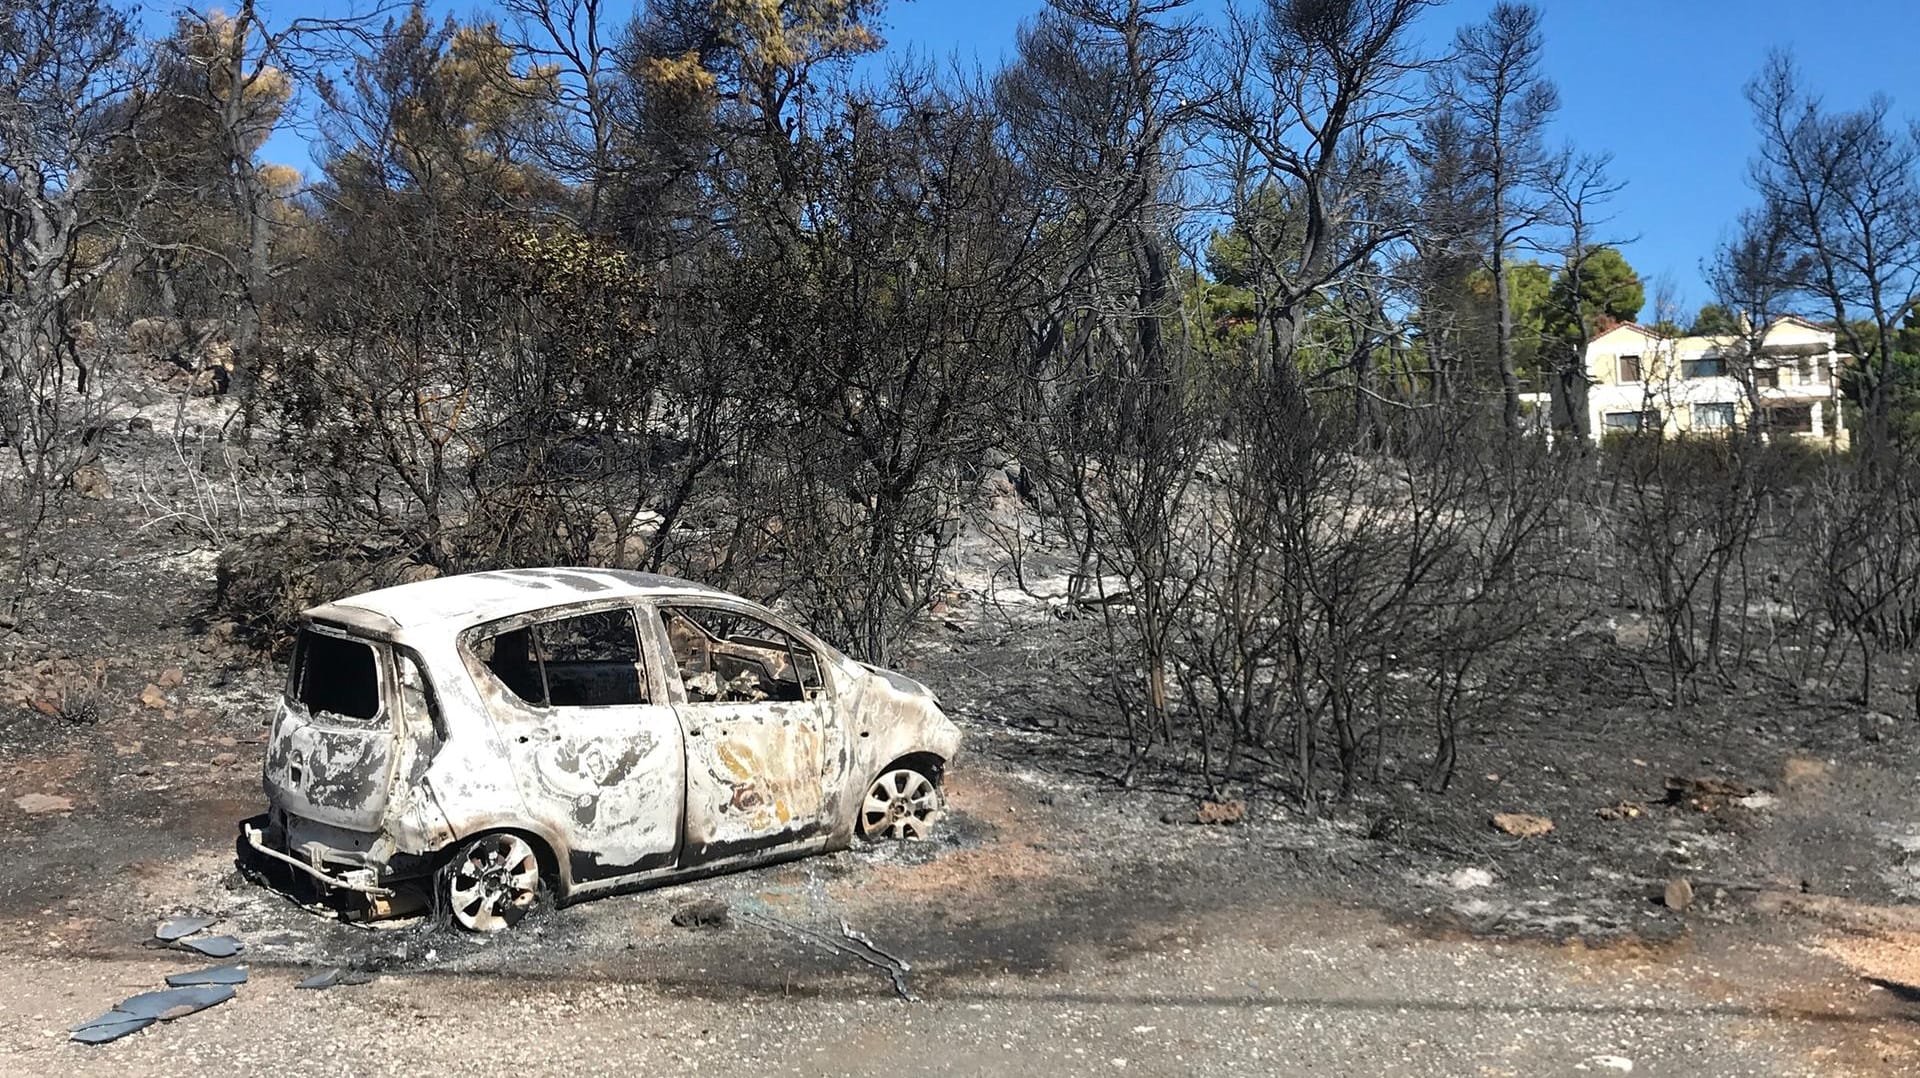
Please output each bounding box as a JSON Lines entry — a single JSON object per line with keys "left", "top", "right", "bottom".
{"left": 517, "top": 727, "right": 557, "bottom": 744}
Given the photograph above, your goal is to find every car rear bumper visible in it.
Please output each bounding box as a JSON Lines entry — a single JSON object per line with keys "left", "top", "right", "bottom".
{"left": 241, "top": 820, "right": 395, "bottom": 896}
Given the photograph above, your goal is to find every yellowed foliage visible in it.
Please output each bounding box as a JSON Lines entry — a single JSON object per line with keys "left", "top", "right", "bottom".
{"left": 640, "top": 49, "right": 718, "bottom": 102}
{"left": 712, "top": 0, "right": 881, "bottom": 72}
{"left": 256, "top": 163, "right": 302, "bottom": 195}
{"left": 172, "top": 11, "right": 291, "bottom": 141}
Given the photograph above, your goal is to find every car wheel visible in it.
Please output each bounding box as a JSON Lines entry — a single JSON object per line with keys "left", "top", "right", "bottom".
{"left": 858, "top": 766, "right": 943, "bottom": 841}
{"left": 440, "top": 832, "right": 545, "bottom": 932}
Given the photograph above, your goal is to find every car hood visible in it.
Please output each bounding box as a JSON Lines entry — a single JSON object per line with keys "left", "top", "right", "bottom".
{"left": 857, "top": 662, "right": 937, "bottom": 702}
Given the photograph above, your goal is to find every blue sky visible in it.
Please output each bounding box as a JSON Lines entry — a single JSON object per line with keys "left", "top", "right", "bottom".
{"left": 226, "top": 0, "right": 1920, "bottom": 313}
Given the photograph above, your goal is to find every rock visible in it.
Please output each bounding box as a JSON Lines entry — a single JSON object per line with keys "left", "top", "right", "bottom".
{"left": 157, "top": 667, "right": 185, "bottom": 689}
{"left": 1585, "top": 1056, "right": 1634, "bottom": 1073}
{"left": 1595, "top": 800, "right": 1645, "bottom": 821}
{"left": 71, "top": 462, "right": 112, "bottom": 500}
{"left": 1491, "top": 812, "right": 1554, "bottom": 839}
{"left": 670, "top": 896, "right": 730, "bottom": 929}
{"left": 1610, "top": 617, "right": 1651, "bottom": 650}
{"left": 127, "top": 416, "right": 155, "bottom": 434}
{"left": 139, "top": 683, "right": 168, "bottom": 710}
{"left": 1447, "top": 867, "right": 1494, "bottom": 890}
{"left": 1861, "top": 711, "right": 1899, "bottom": 742}
{"left": 14, "top": 793, "right": 73, "bottom": 814}
{"left": 1664, "top": 775, "right": 1756, "bottom": 813}
{"left": 1195, "top": 799, "right": 1245, "bottom": 826}
{"left": 1663, "top": 876, "right": 1695, "bottom": 912}
{"left": 210, "top": 753, "right": 236, "bottom": 768}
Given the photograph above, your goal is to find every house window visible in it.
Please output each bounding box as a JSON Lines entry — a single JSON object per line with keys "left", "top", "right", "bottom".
{"left": 1616, "top": 355, "right": 1642, "bottom": 383}
{"left": 1602, "top": 411, "right": 1646, "bottom": 431}
{"left": 1754, "top": 366, "right": 1779, "bottom": 389}
{"left": 1765, "top": 404, "right": 1814, "bottom": 433}
{"left": 1680, "top": 357, "right": 1723, "bottom": 379}
{"left": 1691, "top": 403, "right": 1736, "bottom": 430}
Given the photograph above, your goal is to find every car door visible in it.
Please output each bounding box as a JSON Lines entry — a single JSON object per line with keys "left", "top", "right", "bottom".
{"left": 466, "top": 604, "right": 685, "bottom": 884}
{"left": 649, "top": 602, "right": 846, "bottom": 861}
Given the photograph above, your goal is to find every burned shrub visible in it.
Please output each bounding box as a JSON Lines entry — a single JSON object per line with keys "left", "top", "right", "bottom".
{"left": 213, "top": 526, "right": 437, "bottom": 651}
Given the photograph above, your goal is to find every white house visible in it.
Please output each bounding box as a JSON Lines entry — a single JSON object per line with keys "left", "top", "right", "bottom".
{"left": 1579, "top": 316, "right": 1849, "bottom": 446}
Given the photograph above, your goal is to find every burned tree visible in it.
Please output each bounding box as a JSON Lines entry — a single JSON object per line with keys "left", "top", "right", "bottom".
{"left": 0, "top": 0, "right": 152, "bottom": 613}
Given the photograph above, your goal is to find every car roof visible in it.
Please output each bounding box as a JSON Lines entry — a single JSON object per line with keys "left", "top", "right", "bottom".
{"left": 304, "top": 567, "right": 731, "bottom": 636}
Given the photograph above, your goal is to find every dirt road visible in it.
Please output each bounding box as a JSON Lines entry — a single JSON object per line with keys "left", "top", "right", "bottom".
{"left": 0, "top": 763, "right": 1914, "bottom": 1077}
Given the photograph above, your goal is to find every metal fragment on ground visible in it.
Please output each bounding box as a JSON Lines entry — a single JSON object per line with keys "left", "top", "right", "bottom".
{"left": 296, "top": 968, "right": 344, "bottom": 990}
{"left": 70, "top": 1016, "right": 155, "bottom": 1044}
{"left": 154, "top": 916, "right": 216, "bottom": 942}
{"left": 166, "top": 964, "right": 249, "bottom": 986}
{"left": 112, "top": 985, "right": 237, "bottom": 1022}
{"left": 70, "top": 985, "right": 236, "bottom": 1045}
{"left": 296, "top": 967, "right": 371, "bottom": 990}
{"left": 735, "top": 908, "right": 918, "bottom": 1002}
{"left": 178, "top": 935, "right": 244, "bottom": 957}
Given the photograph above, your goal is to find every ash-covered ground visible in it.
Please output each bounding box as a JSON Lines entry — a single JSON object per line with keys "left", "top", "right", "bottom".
{"left": 2, "top": 392, "right": 1919, "bottom": 1075}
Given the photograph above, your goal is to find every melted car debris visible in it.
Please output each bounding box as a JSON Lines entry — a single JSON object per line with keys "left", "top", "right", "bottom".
{"left": 733, "top": 906, "right": 918, "bottom": 1002}
{"left": 295, "top": 967, "right": 374, "bottom": 990}
{"left": 71, "top": 1016, "right": 155, "bottom": 1045}
{"left": 166, "top": 964, "right": 249, "bottom": 987}
{"left": 70, "top": 985, "right": 236, "bottom": 1044}
{"left": 154, "top": 915, "right": 216, "bottom": 941}
{"left": 179, "top": 934, "right": 245, "bottom": 958}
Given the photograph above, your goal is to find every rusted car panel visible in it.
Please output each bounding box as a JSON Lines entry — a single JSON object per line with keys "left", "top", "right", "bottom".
{"left": 250, "top": 569, "right": 960, "bottom": 928}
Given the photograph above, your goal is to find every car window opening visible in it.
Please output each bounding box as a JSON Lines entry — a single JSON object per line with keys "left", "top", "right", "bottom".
{"left": 475, "top": 609, "right": 648, "bottom": 708}
{"left": 661, "top": 607, "right": 823, "bottom": 704}
{"left": 294, "top": 628, "right": 381, "bottom": 722}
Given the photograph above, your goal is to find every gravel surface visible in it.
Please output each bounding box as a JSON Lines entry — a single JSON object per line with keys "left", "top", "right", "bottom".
{"left": 0, "top": 766, "right": 1912, "bottom": 1076}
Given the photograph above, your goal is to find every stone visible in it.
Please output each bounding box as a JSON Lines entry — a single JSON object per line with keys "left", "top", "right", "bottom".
{"left": 14, "top": 793, "right": 73, "bottom": 814}
{"left": 1195, "top": 799, "right": 1246, "bottom": 826}
{"left": 1595, "top": 801, "right": 1645, "bottom": 821}
{"left": 71, "top": 462, "right": 112, "bottom": 500}
{"left": 1491, "top": 812, "right": 1554, "bottom": 839}
{"left": 1664, "top": 775, "right": 1756, "bottom": 813}
{"left": 156, "top": 667, "right": 185, "bottom": 689}
{"left": 1663, "top": 876, "right": 1695, "bottom": 912}
{"left": 670, "top": 896, "right": 730, "bottom": 929}
{"left": 1447, "top": 867, "right": 1494, "bottom": 890}
{"left": 1861, "top": 711, "right": 1899, "bottom": 743}
{"left": 1610, "top": 617, "right": 1651, "bottom": 650}
{"left": 139, "top": 683, "right": 168, "bottom": 710}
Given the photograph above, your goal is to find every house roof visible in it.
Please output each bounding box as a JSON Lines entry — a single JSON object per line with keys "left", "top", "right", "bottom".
{"left": 1590, "top": 315, "right": 1838, "bottom": 351}
{"left": 1770, "top": 314, "right": 1833, "bottom": 333}
{"left": 1592, "top": 321, "right": 1663, "bottom": 343}
{"left": 305, "top": 567, "right": 727, "bottom": 635}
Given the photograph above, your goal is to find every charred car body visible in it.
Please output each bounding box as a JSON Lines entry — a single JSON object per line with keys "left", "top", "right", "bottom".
{"left": 243, "top": 568, "right": 959, "bottom": 931}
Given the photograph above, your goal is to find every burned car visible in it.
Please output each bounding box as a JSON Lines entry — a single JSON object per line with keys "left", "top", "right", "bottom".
{"left": 243, "top": 568, "right": 960, "bottom": 931}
